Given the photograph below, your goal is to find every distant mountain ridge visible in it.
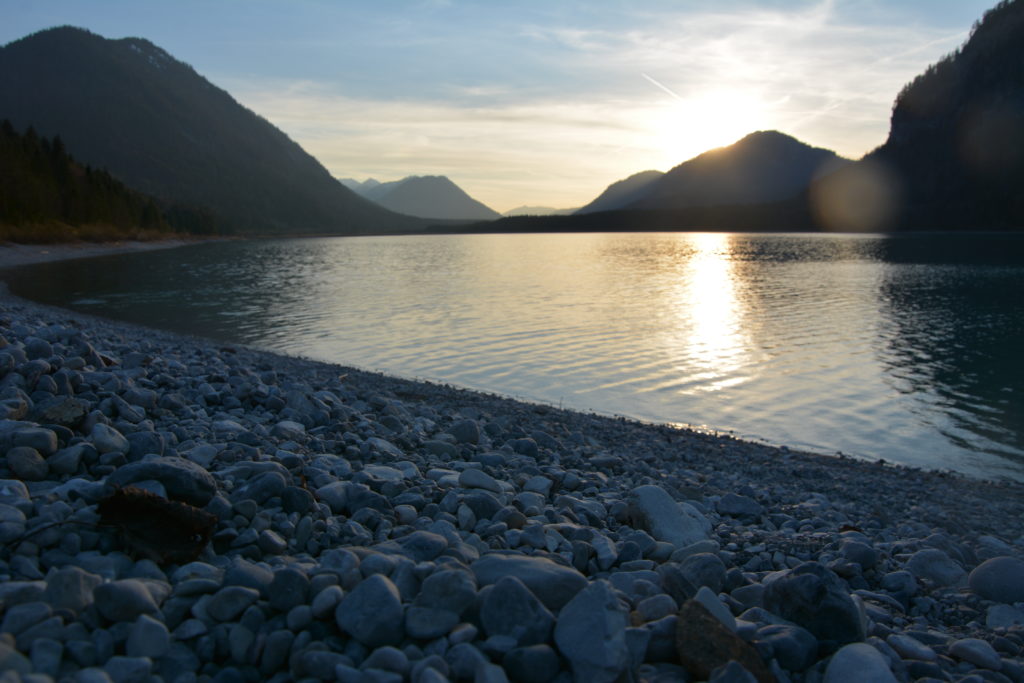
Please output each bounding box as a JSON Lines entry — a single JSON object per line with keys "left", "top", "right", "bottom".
{"left": 342, "top": 175, "right": 500, "bottom": 220}
{"left": 0, "top": 26, "right": 421, "bottom": 235}
{"left": 503, "top": 206, "right": 577, "bottom": 217}
{"left": 575, "top": 170, "right": 664, "bottom": 214}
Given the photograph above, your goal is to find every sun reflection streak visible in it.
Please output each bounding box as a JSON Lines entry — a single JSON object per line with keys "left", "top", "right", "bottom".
{"left": 668, "top": 233, "right": 749, "bottom": 393}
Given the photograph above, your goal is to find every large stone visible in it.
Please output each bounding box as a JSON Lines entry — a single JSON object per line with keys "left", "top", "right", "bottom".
{"left": 90, "top": 423, "right": 130, "bottom": 455}
{"left": 415, "top": 569, "right": 477, "bottom": 616}
{"left": 448, "top": 419, "right": 480, "bottom": 445}
{"left": 762, "top": 562, "right": 864, "bottom": 647}
{"left": 905, "top": 549, "right": 966, "bottom": 588}
{"left": 336, "top": 574, "right": 404, "bottom": 647}
{"left": 480, "top": 576, "right": 554, "bottom": 646}
{"left": 7, "top": 446, "right": 48, "bottom": 481}
{"left": 30, "top": 396, "right": 89, "bottom": 428}
{"left": 554, "top": 580, "right": 630, "bottom": 683}
{"left": 628, "top": 485, "right": 711, "bottom": 547}
{"left": 472, "top": 554, "right": 586, "bottom": 611}
{"left": 949, "top": 638, "right": 1002, "bottom": 670}
{"left": 675, "top": 600, "right": 773, "bottom": 683}
{"left": 968, "top": 556, "right": 1024, "bottom": 603}
{"left": 125, "top": 614, "right": 170, "bottom": 658}
{"left": 824, "top": 643, "right": 897, "bottom": 683}
{"left": 206, "top": 586, "right": 260, "bottom": 622}
{"left": 105, "top": 457, "right": 217, "bottom": 506}
{"left": 93, "top": 580, "right": 160, "bottom": 622}
{"left": 756, "top": 624, "right": 818, "bottom": 672}
{"left": 43, "top": 566, "right": 102, "bottom": 613}
{"left": 716, "top": 493, "right": 764, "bottom": 519}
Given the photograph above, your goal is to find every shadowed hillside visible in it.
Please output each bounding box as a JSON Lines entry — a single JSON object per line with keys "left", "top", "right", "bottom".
{"left": 866, "top": 0, "right": 1024, "bottom": 230}
{"left": 345, "top": 175, "right": 500, "bottom": 221}
{"left": 0, "top": 27, "right": 423, "bottom": 235}
{"left": 0, "top": 120, "right": 219, "bottom": 241}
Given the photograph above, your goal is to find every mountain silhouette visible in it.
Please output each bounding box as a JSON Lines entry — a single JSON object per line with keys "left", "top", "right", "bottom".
{"left": 344, "top": 175, "right": 500, "bottom": 220}
{"left": 503, "top": 206, "right": 577, "bottom": 217}
{"left": 0, "top": 26, "right": 422, "bottom": 235}
{"left": 863, "top": 0, "right": 1024, "bottom": 230}
{"left": 575, "top": 170, "right": 664, "bottom": 214}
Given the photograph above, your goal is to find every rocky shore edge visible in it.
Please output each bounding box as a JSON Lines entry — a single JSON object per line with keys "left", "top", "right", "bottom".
{"left": 0, "top": 286, "right": 1023, "bottom": 683}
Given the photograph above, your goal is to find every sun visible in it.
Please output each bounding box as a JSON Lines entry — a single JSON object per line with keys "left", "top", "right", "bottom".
{"left": 653, "top": 88, "right": 770, "bottom": 167}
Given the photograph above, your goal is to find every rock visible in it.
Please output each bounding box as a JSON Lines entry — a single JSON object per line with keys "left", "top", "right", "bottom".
{"left": 104, "top": 456, "right": 217, "bottom": 506}
{"left": 125, "top": 613, "right": 169, "bottom": 658}
{"left": 987, "top": 604, "right": 1024, "bottom": 629}
{"left": 472, "top": 554, "right": 587, "bottom": 611}
{"left": 448, "top": 419, "right": 480, "bottom": 444}
{"left": 480, "top": 576, "right": 554, "bottom": 646}
{"left": 675, "top": 599, "right": 773, "bottom": 683}
{"left": 207, "top": 586, "right": 260, "bottom": 622}
{"left": 336, "top": 574, "right": 404, "bottom": 647}
{"left": 43, "top": 566, "right": 102, "bottom": 613}
{"left": 90, "top": 423, "right": 130, "bottom": 454}
{"left": 716, "top": 493, "right": 764, "bottom": 519}
{"left": 405, "top": 606, "right": 459, "bottom": 640}
{"left": 0, "top": 638, "right": 31, "bottom": 675}
{"left": 968, "top": 556, "right": 1024, "bottom": 603}
{"left": 905, "top": 548, "right": 966, "bottom": 587}
{"left": 554, "top": 580, "right": 631, "bottom": 683}
{"left": 695, "top": 586, "right": 736, "bottom": 632}
{"left": 709, "top": 661, "right": 758, "bottom": 683}
{"left": 104, "top": 655, "right": 153, "bottom": 682}
{"left": 268, "top": 567, "right": 309, "bottom": 612}
{"left": 415, "top": 569, "right": 477, "bottom": 616}
{"left": 756, "top": 624, "right": 818, "bottom": 672}
{"left": 0, "top": 601, "right": 51, "bottom": 636}
{"left": 839, "top": 541, "right": 878, "bottom": 569}
{"left": 823, "top": 643, "right": 897, "bottom": 683}
{"left": 628, "top": 485, "right": 711, "bottom": 547}
{"left": 459, "top": 468, "right": 502, "bottom": 493}
{"left": 7, "top": 446, "right": 48, "bottom": 481}
{"left": 93, "top": 580, "right": 160, "bottom": 622}
{"left": 949, "top": 638, "right": 1002, "bottom": 670}
{"left": 504, "top": 644, "right": 561, "bottom": 683}
{"left": 886, "top": 633, "right": 936, "bottom": 662}
{"left": 13, "top": 427, "right": 58, "bottom": 455}
{"left": 29, "top": 396, "right": 89, "bottom": 428}
{"left": 680, "top": 553, "right": 727, "bottom": 593}
{"left": 762, "top": 562, "right": 865, "bottom": 647}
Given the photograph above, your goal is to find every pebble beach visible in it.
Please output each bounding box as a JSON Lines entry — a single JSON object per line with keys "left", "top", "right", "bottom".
{"left": 1, "top": 244, "right": 1024, "bottom": 683}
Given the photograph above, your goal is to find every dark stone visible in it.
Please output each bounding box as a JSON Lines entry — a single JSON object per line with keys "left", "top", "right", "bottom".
{"left": 105, "top": 457, "right": 217, "bottom": 506}
{"left": 675, "top": 600, "right": 774, "bottom": 683}
{"left": 762, "top": 562, "right": 865, "bottom": 648}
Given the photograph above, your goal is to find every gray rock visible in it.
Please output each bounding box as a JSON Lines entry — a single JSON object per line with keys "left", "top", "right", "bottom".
{"left": 680, "top": 553, "right": 727, "bottom": 593}
{"left": 362, "top": 645, "right": 409, "bottom": 676}
{"left": 709, "top": 661, "right": 758, "bottom": 683}
{"left": 905, "top": 548, "right": 966, "bottom": 587}
{"left": 824, "top": 643, "right": 897, "bottom": 683}
{"left": 756, "top": 624, "right": 818, "bottom": 672}
{"left": 840, "top": 541, "right": 878, "bottom": 569}
{"left": 886, "top": 633, "right": 936, "bottom": 662}
{"left": 459, "top": 468, "right": 502, "bottom": 493}
{"left": 311, "top": 584, "right": 344, "bottom": 619}
{"left": 716, "top": 493, "right": 764, "bottom": 519}
{"left": 0, "top": 601, "right": 52, "bottom": 636}
{"left": 762, "top": 562, "right": 865, "bottom": 646}
{"left": 105, "top": 456, "right": 217, "bottom": 506}
{"left": 258, "top": 529, "right": 288, "bottom": 554}
{"left": 90, "top": 423, "right": 130, "bottom": 455}
{"left": 472, "top": 554, "right": 587, "bottom": 611}
{"left": 968, "top": 556, "right": 1024, "bottom": 603}
{"left": 554, "top": 579, "right": 630, "bottom": 683}
{"left": 125, "top": 613, "right": 169, "bottom": 658}
{"left": 695, "top": 586, "right": 736, "bottom": 632}
{"left": 7, "top": 446, "right": 48, "bottom": 481}
{"left": 93, "top": 579, "right": 160, "bottom": 622}
{"left": 13, "top": 427, "right": 58, "bottom": 455}
{"left": 103, "top": 655, "right": 153, "bottom": 683}
{"left": 448, "top": 419, "right": 480, "bottom": 444}
{"left": 415, "top": 569, "right": 477, "bottom": 616}
{"left": 30, "top": 636, "right": 63, "bottom": 678}
{"left": 628, "top": 484, "right": 711, "bottom": 547}
{"left": 268, "top": 567, "right": 310, "bottom": 612}
{"left": 480, "top": 575, "right": 555, "bottom": 646}
{"left": 405, "top": 606, "right": 459, "bottom": 640}
{"left": 44, "top": 566, "right": 102, "bottom": 613}
{"left": 206, "top": 586, "right": 260, "bottom": 622}
{"left": 949, "top": 638, "right": 1002, "bottom": 670}
{"left": 235, "top": 471, "right": 287, "bottom": 504}
{"left": 336, "top": 574, "right": 404, "bottom": 647}
{"left": 987, "top": 604, "right": 1024, "bottom": 629}
{"left": 504, "top": 645, "right": 560, "bottom": 683}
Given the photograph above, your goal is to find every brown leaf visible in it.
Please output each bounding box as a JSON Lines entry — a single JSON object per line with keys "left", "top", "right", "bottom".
{"left": 97, "top": 486, "right": 217, "bottom": 565}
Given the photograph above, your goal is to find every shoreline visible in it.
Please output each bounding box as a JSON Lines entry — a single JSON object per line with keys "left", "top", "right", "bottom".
{"left": 0, "top": 246, "right": 1022, "bottom": 681}
{"left": 0, "top": 238, "right": 215, "bottom": 270}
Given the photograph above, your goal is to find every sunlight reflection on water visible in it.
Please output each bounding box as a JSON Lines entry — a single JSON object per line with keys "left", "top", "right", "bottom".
{"left": 5, "top": 231, "right": 1023, "bottom": 480}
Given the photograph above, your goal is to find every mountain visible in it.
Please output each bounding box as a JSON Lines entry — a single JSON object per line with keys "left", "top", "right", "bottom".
{"left": 864, "top": 0, "right": 1024, "bottom": 230}
{"left": 627, "top": 131, "right": 848, "bottom": 211}
{"left": 343, "top": 175, "right": 500, "bottom": 220}
{"left": 503, "top": 206, "right": 577, "bottom": 216}
{"left": 1, "top": 120, "right": 218, "bottom": 241}
{"left": 0, "top": 27, "right": 422, "bottom": 235}
{"left": 575, "top": 170, "right": 664, "bottom": 214}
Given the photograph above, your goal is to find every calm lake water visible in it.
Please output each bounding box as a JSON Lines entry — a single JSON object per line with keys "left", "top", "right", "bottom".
{"left": 4, "top": 232, "right": 1023, "bottom": 480}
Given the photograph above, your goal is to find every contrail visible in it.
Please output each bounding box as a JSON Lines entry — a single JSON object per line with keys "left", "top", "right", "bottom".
{"left": 642, "top": 72, "right": 682, "bottom": 101}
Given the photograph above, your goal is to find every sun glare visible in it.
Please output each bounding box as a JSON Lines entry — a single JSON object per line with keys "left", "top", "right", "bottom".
{"left": 654, "top": 89, "right": 770, "bottom": 167}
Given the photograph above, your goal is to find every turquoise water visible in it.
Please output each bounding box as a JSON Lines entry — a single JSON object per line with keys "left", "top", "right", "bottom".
{"left": 5, "top": 231, "right": 1023, "bottom": 480}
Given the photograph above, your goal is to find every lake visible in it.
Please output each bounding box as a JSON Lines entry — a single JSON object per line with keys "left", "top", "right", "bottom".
{"left": 4, "top": 231, "right": 1023, "bottom": 480}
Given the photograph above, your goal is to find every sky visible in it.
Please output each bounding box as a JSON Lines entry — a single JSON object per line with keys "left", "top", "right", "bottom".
{"left": 0, "top": 0, "right": 999, "bottom": 212}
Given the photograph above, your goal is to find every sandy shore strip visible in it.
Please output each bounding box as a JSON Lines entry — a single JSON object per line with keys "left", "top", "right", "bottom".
{"left": 0, "top": 252, "right": 1022, "bottom": 681}
{"left": 0, "top": 239, "right": 209, "bottom": 270}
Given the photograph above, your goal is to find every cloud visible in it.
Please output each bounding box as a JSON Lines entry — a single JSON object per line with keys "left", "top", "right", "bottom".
{"left": 219, "top": 0, "right": 977, "bottom": 210}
